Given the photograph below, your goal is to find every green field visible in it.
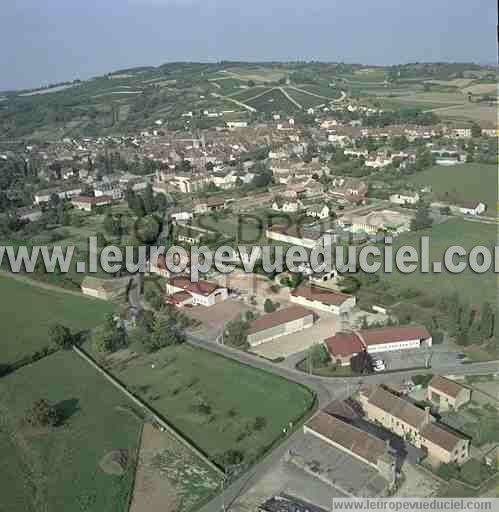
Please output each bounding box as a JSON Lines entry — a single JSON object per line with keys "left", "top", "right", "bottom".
{"left": 380, "top": 219, "right": 497, "bottom": 305}
{"left": 0, "top": 274, "right": 114, "bottom": 364}
{"left": 408, "top": 163, "right": 497, "bottom": 214}
{"left": 109, "top": 343, "right": 314, "bottom": 466}
{"left": 285, "top": 89, "right": 326, "bottom": 109}
{"left": 246, "top": 88, "right": 299, "bottom": 113}
{"left": 229, "top": 86, "right": 273, "bottom": 102}
{"left": 0, "top": 351, "right": 142, "bottom": 512}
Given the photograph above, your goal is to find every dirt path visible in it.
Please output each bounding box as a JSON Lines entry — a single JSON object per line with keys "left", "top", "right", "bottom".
{"left": 210, "top": 92, "right": 257, "bottom": 112}
{"left": 279, "top": 87, "right": 302, "bottom": 109}
{"left": 286, "top": 86, "right": 347, "bottom": 103}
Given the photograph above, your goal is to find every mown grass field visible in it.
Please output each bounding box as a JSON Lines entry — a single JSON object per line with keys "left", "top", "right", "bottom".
{"left": 407, "top": 163, "right": 497, "bottom": 215}
{"left": 109, "top": 344, "right": 314, "bottom": 466}
{"left": 380, "top": 219, "right": 497, "bottom": 305}
{"left": 0, "top": 274, "right": 114, "bottom": 364}
{"left": 0, "top": 351, "right": 142, "bottom": 512}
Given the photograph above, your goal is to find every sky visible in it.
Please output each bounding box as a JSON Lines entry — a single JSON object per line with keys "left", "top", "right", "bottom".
{"left": 1, "top": 0, "right": 496, "bottom": 91}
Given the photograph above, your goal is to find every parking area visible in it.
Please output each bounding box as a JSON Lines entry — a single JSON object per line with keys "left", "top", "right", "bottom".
{"left": 251, "top": 311, "right": 340, "bottom": 360}
{"left": 374, "top": 346, "right": 462, "bottom": 372}
{"left": 185, "top": 298, "right": 255, "bottom": 338}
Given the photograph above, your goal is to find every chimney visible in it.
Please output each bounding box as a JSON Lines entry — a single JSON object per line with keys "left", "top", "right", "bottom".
{"left": 424, "top": 406, "right": 431, "bottom": 425}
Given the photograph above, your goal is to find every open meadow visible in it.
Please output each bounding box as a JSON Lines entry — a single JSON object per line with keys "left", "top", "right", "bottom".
{"left": 0, "top": 274, "right": 114, "bottom": 364}
{"left": 380, "top": 219, "right": 497, "bottom": 305}
{"left": 106, "top": 343, "right": 315, "bottom": 466}
{"left": 407, "top": 163, "right": 497, "bottom": 214}
{"left": 0, "top": 350, "right": 142, "bottom": 512}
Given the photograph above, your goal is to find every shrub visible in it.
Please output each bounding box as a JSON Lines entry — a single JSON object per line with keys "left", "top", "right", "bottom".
{"left": 25, "top": 399, "right": 59, "bottom": 428}
{"left": 264, "top": 299, "right": 276, "bottom": 313}
{"left": 412, "top": 374, "right": 433, "bottom": 387}
{"left": 437, "top": 462, "right": 460, "bottom": 481}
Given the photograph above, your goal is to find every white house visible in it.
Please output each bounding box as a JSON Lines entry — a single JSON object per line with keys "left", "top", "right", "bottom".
{"left": 452, "top": 201, "right": 486, "bottom": 216}
{"left": 450, "top": 127, "right": 472, "bottom": 139}
{"left": 166, "top": 276, "right": 228, "bottom": 307}
{"left": 94, "top": 181, "right": 123, "bottom": 200}
{"left": 71, "top": 195, "right": 112, "bottom": 211}
{"left": 389, "top": 193, "right": 420, "bottom": 206}
{"left": 34, "top": 185, "right": 82, "bottom": 205}
{"left": 272, "top": 198, "right": 302, "bottom": 213}
{"left": 226, "top": 121, "right": 248, "bottom": 129}
{"left": 167, "top": 207, "right": 194, "bottom": 223}
{"left": 306, "top": 204, "right": 330, "bottom": 219}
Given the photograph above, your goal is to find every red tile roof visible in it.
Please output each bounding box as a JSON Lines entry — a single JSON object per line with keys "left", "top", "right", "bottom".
{"left": 247, "top": 306, "right": 314, "bottom": 335}
{"left": 324, "top": 332, "right": 364, "bottom": 358}
{"left": 167, "top": 290, "right": 193, "bottom": 305}
{"left": 292, "top": 284, "right": 353, "bottom": 307}
{"left": 359, "top": 325, "right": 430, "bottom": 346}
{"left": 420, "top": 423, "right": 467, "bottom": 452}
{"left": 167, "top": 276, "right": 220, "bottom": 296}
{"left": 428, "top": 376, "right": 466, "bottom": 399}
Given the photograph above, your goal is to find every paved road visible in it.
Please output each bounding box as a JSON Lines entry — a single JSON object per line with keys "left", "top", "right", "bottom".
{"left": 187, "top": 333, "right": 498, "bottom": 512}
{"left": 127, "top": 285, "right": 499, "bottom": 511}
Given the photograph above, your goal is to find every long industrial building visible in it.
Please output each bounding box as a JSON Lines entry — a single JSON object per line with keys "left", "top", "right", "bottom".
{"left": 247, "top": 306, "right": 315, "bottom": 347}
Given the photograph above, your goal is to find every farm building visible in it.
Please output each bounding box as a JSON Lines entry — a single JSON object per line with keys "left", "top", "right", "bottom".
{"left": 290, "top": 284, "right": 356, "bottom": 317}
{"left": 166, "top": 276, "right": 228, "bottom": 307}
{"left": 71, "top": 195, "right": 112, "bottom": 211}
{"left": 166, "top": 207, "right": 194, "bottom": 223}
{"left": 340, "top": 209, "right": 412, "bottom": 235}
{"left": 81, "top": 276, "right": 131, "bottom": 301}
{"left": 356, "top": 325, "right": 432, "bottom": 354}
{"left": 324, "top": 325, "right": 432, "bottom": 363}
{"left": 389, "top": 192, "right": 419, "bottom": 206}
{"left": 304, "top": 411, "right": 396, "bottom": 484}
{"left": 427, "top": 376, "right": 471, "bottom": 411}
{"left": 452, "top": 200, "right": 486, "bottom": 216}
{"left": 324, "top": 332, "right": 364, "bottom": 366}
{"left": 246, "top": 306, "right": 315, "bottom": 347}
{"left": 359, "top": 386, "right": 470, "bottom": 467}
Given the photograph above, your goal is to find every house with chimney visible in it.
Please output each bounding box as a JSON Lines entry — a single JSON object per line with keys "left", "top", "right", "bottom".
{"left": 359, "top": 385, "right": 470, "bottom": 467}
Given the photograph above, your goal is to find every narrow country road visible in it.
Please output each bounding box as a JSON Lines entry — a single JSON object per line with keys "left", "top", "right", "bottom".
{"left": 128, "top": 285, "right": 499, "bottom": 511}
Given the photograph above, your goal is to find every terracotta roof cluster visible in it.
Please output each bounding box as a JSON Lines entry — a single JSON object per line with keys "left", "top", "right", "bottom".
{"left": 362, "top": 386, "right": 467, "bottom": 454}
{"left": 247, "top": 306, "right": 313, "bottom": 335}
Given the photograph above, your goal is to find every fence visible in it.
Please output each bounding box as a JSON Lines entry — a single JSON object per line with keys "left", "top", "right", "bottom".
{"left": 72, "top": 345, "right": 224, "bottom": 476}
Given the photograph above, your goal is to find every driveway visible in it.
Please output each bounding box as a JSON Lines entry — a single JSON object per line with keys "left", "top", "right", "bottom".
{"left": 251, "top": 311, "right": 339, "bottom": 360}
